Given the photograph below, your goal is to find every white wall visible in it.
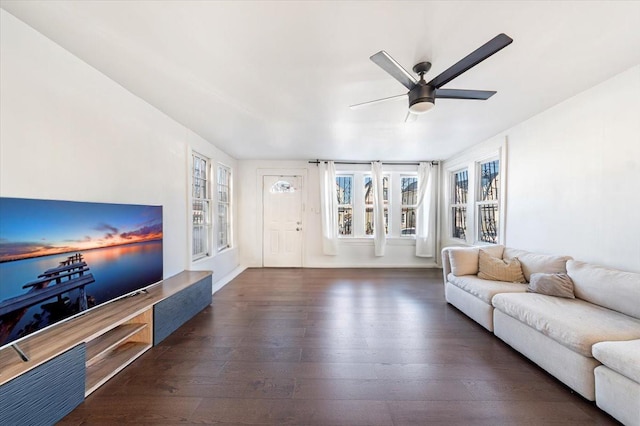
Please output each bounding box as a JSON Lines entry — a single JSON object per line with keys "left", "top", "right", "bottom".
{"left": 0, "top": 10, "right": 240, "bottom": 286}
{"left": 442, "top": 65, "right": 640, "bottom": 272}
{"left": 237, "top": 160, "right": 438, "bottom": 268}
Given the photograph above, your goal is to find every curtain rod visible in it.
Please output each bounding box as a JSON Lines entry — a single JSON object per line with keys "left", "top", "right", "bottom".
{"left": 308, "top": 160, "right": 439, "bottom": 166}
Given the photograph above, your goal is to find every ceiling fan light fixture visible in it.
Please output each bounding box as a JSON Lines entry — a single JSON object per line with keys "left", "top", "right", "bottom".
{"left": 409, "top": 99, "right": 434, "bottom": 114}
{"left": 408, "top": 84, "right": 435, "bottom": 114}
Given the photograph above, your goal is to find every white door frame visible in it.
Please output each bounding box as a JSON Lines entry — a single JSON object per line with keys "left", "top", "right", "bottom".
{"left": 256, "top": 168, "right": 308, "bottom": 267}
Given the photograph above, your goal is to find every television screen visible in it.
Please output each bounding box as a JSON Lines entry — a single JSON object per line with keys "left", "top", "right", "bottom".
{"left": 0, "top": 197, "right": 163, "bottom": 349}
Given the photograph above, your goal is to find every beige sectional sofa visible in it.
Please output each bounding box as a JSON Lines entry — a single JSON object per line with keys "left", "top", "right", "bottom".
{"left": 441, "top": 246, "right": 640, "bottom": 425}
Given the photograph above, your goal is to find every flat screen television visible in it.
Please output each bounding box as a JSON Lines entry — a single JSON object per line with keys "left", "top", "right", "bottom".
{"left": 0, "top": 197, "right": 163, "bottom": 350}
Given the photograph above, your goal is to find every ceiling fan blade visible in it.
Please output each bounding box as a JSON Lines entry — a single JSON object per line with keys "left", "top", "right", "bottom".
{"left": 405, "top": 111, "right": 418, "bottom": 123}
{"left": 349, "top": 93, "right": 407, "bottom": 109}
{"left": 434, "top": 89, "right": 496, "bottom": 100}
{"left": 370, "top": 51, "right": 417, "bottom": 90}
{"left": 427, "top": 33, "right": 513, "bottom": 89}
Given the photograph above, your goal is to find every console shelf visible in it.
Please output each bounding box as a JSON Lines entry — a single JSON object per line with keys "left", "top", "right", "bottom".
{"left": 86, "top": 341, "right": 149, "bottom": 395}
{"left": 84, "top": 310, "right": 153, "bottom": 395}
{"left": 85, "top": 322, "right": 149, "bottom": 366}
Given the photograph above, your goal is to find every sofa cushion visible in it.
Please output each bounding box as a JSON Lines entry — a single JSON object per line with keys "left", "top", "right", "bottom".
{"left": 448, "top": 273, "right": 527, "bottom": 304}
{"left": 503, "top": 248, "right": 572, "bottom": 282}
{"left": 567, "top": 260, "right": 640, "bottom": 319}
{"left": 593, "top": 339, "right": 640, "bottom": 383}
{"left": 527, "top": 273, "right": 575, "bottom": 299}
{"left": 448, "top": 245, "right": 504, "bottom": 276}
{"left": 492, "top": 293, "right": 640, "bottom": 357}
{"left": 478, "top": 250, "right": 526, "bottom": 283}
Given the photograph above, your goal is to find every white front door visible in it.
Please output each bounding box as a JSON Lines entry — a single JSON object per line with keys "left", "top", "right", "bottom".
{"left": 263, "top": 175, "right": 303, "bottom": 267}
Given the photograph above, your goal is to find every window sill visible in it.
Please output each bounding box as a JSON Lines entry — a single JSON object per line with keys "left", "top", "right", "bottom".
{"left": 338, "top": 237, "right": 416, "bottom": 246}
{"left": 191, "top": 254, "right": 213, "bottom": 264}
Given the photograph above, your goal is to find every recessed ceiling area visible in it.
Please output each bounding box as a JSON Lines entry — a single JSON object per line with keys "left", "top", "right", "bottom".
{"left": 1, "top": 1, "right": 639, "bottom": 161}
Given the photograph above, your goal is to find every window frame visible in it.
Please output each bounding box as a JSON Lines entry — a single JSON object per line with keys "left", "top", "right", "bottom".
{"left": 475, "top": 158, "right": 500, "bottom": 244}
{"left": 399, "top": 174, "right": 418, "bottom": 238}
{"left": 191, "top": 151, "right": 213, "bottom": 261}
{"left": 444, "top": 142, "right": 506, "bottom": 247}
{"left": 450, "top": 167, "right": 469, "bottom": 242}
{"left": 336, "top": 174, "right": 354, "bottom": 237}
{"left": 335, "top": 168, "right": 421, "bottom": 240}
{"left": 216, "top": 164, "right": 232, "bottom": 252}
{"left": 363, "top": 174, "right": 390, "bottom": 236}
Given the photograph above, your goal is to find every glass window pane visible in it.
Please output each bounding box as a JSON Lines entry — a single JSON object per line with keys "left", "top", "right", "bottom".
{"left": 338, "top": 207, "right": 352, "bottom": 236}
{"left": 453, "top": 170, "right": 468, "bottom": 204}
{"left": 478, "top": 204, "right": 498, "bottom": 244}
{"left": 365, "top": 207, "right": 374, "bottom": 235}
{"left": 193, "top": 156, "right": 208, "bottom": 199}
{"left": 401, "top": 177, "right": 418, "bottom": 205}
{"left": 401, "top": 207, "right": 416, "bottom": 235}
{"left": 218, "top": 203, "right": 229, "bottom": 248}
{"left": 364, "top": 207, "right": 388, "bottom": 235}
{"left": 192, "top": 200, "right": 209, "bottom": 225}
{"left": 364, "top": 176, "right": 388, "bottom": 203}
{"left": 383, "top": 208, "right": 388, "bottom": 234}
{"left": 364, "top": 176, "right": 373, "bottom": 204}
{"left": 382, "top": 176, "right": 389, "bottom": 202}
{"left": 336, "top": 176, "right": 352, "bottom": 204}
{"left": 452, "top": 206, "right": 467, "bottom": 240}
{"left": 218, "top": 168, "right": 229, "bottom": 201}
{"left": 270, "top": 179, "right": 296, "bottom": 193}
{"left": 479, "top": 160, "right": 500, "bottom": 201}
{"left": 192, "top": 225, "right": 208, "bottom": 257}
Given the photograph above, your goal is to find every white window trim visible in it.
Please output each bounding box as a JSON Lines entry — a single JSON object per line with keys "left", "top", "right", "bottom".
{"left": 336, "top": 167, "right": 419, "bottom": 241}
{"left": 190, "top": 151, "right": 213, "bottom": 262}
{"left": 398, "top": 173, "right": 418, "bottom": 239}
{"left": 216, "top": 163, "right": 232, "bottom": 253}
{"left": 336, "top": 174, "right": 354, "bottom": 237}
{"left": 475, "top": 157, "right": 500, "bottom": 244}
{"left": 450, "top": 167, "right": 469, "bottom": 243}
{"left": 443, "top": 139, "right": 507, "bottom": 247}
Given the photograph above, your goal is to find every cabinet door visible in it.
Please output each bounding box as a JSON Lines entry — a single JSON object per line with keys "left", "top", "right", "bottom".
{"left": 0, "top": 344, "right": 85, "bottom": 425}
{"left": 153, "top": 275, "right": 212, "bottom": 345}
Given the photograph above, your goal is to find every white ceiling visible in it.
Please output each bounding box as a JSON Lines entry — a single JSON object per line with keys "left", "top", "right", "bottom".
{"left": 1, "top": 1, "right": 639, "bottom": 161}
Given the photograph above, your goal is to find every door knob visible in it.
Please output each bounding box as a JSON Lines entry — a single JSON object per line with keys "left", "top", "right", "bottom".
{"left": 296, "top": 227, "right": 302, "bottom": 231}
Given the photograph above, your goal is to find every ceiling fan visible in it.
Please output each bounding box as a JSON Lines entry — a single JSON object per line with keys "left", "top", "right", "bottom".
{"left": 351, "top": 33, "right": 513, "bottom": 122}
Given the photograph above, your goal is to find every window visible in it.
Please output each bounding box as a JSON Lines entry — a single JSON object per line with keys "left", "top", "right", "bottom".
{"left": 400, "top": 176, "right": 418, "bottom": 236}
{"left": 217, "top": 165, "right": 231, "bottom": 251}
{"left": 451, "top": 169, "right": 469, "bottom": 241}
{"left": 270, "top": 179, "right": 296, "bottom": 193}
{"left": 336, "top": 175, "right": 353, "bottom": 236}
{"left": 192, "top": 152, "right": 212, "bottom": 260}
{"left": 446, "top": 145, "right": 505, "bottom": 246}
{"left": 477, "top": 159, "right": 499, "bottom": 244}
{"left": 337, "top": 170, "right": 419, "bottom": 238}
{"left": 364, "top": 175, "right": 389, "bottom": 235}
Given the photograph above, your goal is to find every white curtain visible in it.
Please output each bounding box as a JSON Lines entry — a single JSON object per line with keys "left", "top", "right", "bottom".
{"left": 319, "top": 161, "right": 338, "bottom": 255}
{"left": 415, "top": 161, "right": 437, "bottom": 257}
{"left": 371, "top": 161, "right": 386, "bottom": 256}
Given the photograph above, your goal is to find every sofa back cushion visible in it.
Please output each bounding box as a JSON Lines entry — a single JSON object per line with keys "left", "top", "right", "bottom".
{"left": 503, "top": 248, "right": 572, "bottom": 282}
{"left": 448, "top": 245, "right": 504, "bottom": 276}
{"left": 567, "top": 260, "right": 640, "bottom": 319}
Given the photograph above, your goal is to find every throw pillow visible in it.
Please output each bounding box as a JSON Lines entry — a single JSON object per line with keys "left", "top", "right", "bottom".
{"left": 449, "top": 247, "right": 481, "bottom": 276}
{"left": 527, "top": 272, "right": 575, "bottom": 298}
{"left": 449, "top": 245, "right": 505, "bottom": 276}
{"left": 477, "top": 249, "right": 526, "bottom": 283}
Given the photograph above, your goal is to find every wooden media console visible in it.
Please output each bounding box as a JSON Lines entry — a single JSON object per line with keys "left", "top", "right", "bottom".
{"left": 0, "top": 270, "right": 213, "bottom": 425}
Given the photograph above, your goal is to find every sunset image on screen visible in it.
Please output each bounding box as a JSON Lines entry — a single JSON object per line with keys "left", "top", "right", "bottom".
{"left": 0, "top": 198, "right": 162, "bottom": 263}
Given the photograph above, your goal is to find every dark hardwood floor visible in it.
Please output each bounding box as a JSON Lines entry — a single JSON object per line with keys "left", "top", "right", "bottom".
{"left": 60, "top": 268, "right": 618, "bottom": 425}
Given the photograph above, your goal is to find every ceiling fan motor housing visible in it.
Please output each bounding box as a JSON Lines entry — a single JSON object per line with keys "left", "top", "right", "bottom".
{"left": 409, "top": 83, "right": 435, "bottom": 113}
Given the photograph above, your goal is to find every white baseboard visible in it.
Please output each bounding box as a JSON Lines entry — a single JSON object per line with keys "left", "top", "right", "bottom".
{"left": 211, "top": 264, "right": 247, "bottom": 294}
